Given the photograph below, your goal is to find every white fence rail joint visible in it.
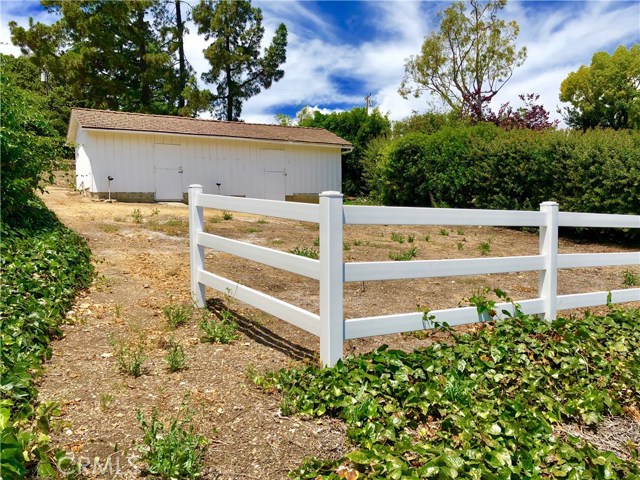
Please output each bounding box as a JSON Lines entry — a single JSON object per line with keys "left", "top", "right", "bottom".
{"left": 188, "top": 185, "right": 640, "bottom": 366}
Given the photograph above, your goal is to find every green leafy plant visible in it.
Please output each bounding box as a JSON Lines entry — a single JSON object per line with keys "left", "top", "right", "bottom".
{"left": 457, "top": 242, "right": 464, "bottom": 251}
{"left": 110, "top": 334, "right": 147, "bottom": 377}
{"left": 136, "top": 407, "right": 208, "bottom": 479}
{"left": 162, "top": 304, "right": 192, "bottom": 329}
{"left": 407, "top": 234, "right": 415, "bottom": 243}
{"left": 424, "top": 234, "right": 431, "bottom": 242}
{"left": 352, "top": 239, "right": 363, "bottom": 247}
{"left": 478, "top": 240, "right": 491, "bottom": 256}
{"left": 199, "top": 310, "right": 238, "bottom": 344}
{"left": 343, "top": 242, "right": 351, "bottom": 251}
{"left": 439, "top": 228, "right": 449, "bottom": 236}
{"left": 389, "top": 246, "right": 417, "bottom": 261}
{"left": 165, "top": 338, "right": 188, "bottom": 372}
{"left": 222, "top": 211, "right": 233, "bottom": 220}
{"left": 622, "top": 270, "right": 639, "bottom": 287}
{"left": 262, "top": 307, "right": 640, "bottom": 479}
{"left": 131, "top": 209, "right": 143, "bottom": 224}
{"left": 457, "top": 228, "right": 465, "bottom": 235}
{"left": 289, "top": 246, "right": 319, "bottom": 260}
{"left": 256, "top": 219, "right": 268, "bottom": 224}
{"left": 390, "top": 232, "right": 405, "bottom": 243}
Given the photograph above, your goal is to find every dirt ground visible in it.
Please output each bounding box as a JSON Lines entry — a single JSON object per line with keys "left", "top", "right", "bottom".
{"left": 37, "top": 180, "right": 639, "bottom": 479}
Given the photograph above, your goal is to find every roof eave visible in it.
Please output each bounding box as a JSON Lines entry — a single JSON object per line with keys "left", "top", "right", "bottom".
{"left": 80, "top": 126, "right": 352, "bottom": 149}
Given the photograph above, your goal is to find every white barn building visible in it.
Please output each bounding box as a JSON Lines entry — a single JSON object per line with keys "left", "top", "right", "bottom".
{"left": 67, "top": 108, "right": 351, "bottom": 203}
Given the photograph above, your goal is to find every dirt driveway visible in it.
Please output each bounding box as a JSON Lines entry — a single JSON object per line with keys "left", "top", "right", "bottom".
{"left": 38, "top": 184, "right": 638, "bottom": 478}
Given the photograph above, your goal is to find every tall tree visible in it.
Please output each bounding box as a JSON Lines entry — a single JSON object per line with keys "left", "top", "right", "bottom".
{"left": 399, "top": 0, "right": 526, "bottom": 120}
{"left": 559, "top": 44, "right": 640, "bottom": 131}
{"left": 10, "top": 0, "right": 207, "bottom": 116}
{"left": 192, "top": 0, "right": 287, "bottom": 121}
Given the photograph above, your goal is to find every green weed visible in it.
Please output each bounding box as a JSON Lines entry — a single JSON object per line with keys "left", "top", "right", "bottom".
{"left": 164, "top": 338, "right": 188, "bottom": 372}
{"left": 289, "top": 246, "right": 319, "bottom": 259}
{"left": 389, "top": 246, "right": 417, "bottom": 261}
{"left": 131, "top": 209, "right": 143, "bottom": 224}
{"left": 390, "top": 232, "right": 405, "bottom": 243}
{"left": 162, "top": 304, "right": 191, "bottom": 329}
{"left": 110, "top": 334, "right": 147, "bottom": 377}
{"left": 199, "top": 310, "right": 238, "bottom": 344}
{"left": 222, "top": 211, "right": 233, "bottom": 220}
{"left": 136, "top": 407, "right": 208, "bottom": 479}
{"left": 439, "top": 228, "right": 449, "bottom": 236}
{"left": 478, "top": 241, "right": 491, "bottom": 256}
{"left": 622, "top": 270, "right": 639, "bottom": 287}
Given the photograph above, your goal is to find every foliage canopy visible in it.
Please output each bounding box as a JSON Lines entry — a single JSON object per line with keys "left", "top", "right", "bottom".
{"left": 560, "top": 44, "right": 640, "bottom": 131}
{"left": 193, "top": 0, "right": 287, "bottom": 121}
{"left": 400, "top": 0, "right": 526, "bottom": 120}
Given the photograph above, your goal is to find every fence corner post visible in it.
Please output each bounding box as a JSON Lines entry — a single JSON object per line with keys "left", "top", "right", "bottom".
{"left": 189, "top": 184, "right": 206, "bottom": 308}
{"left": 539, "top": 201, "right": 559, "bottom": 321}
{"left": 319, "top": 191, "right": 344, "bottom": 367}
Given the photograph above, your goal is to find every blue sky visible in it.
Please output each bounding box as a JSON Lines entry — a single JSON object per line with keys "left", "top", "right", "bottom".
{"left": 1, "top": 0, "right": 639, "bottom": 125}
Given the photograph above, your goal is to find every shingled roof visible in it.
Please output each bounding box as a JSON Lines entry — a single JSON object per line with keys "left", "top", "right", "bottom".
{"left": 68, "top": 108, "right": 352, "bottom": 148}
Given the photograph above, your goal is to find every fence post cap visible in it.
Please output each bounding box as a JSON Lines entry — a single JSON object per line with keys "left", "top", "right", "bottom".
{"left": 540, "top": 201, "right": 559, "bottom": 207}
{"left": 188, "top": 184, "right": 203, "bottom": 189}
{"left": 319, "top": 191, "right": 343, "bottom": 198}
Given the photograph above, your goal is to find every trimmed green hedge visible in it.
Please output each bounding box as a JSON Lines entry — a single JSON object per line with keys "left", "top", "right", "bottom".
{"left": 0, "top": 200, "right": 94, "bottom": 478}
{"left": 371, "top": 126, "right": 640, "bottom": 241}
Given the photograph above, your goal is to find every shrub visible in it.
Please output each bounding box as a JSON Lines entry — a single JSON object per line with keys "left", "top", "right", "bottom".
{"left": 373, "top": 125, "right": 640, "bottom": 242}
{"left": 1, "top": 202, "right": 93, "bottom": 477}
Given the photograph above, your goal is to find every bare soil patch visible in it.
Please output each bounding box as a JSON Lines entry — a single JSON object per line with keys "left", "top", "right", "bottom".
{"left": 37, "top": 183, "right": 639, "bottom": 478}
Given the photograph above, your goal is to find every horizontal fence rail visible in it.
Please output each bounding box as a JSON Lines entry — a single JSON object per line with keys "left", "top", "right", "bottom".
{"left": 189, "top": 185, "right": 640, "bottom": 366}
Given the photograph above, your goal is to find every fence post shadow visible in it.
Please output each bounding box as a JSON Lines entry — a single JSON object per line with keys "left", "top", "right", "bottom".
{"left": 205, "top": 298, "right": 317, "bottom": 363}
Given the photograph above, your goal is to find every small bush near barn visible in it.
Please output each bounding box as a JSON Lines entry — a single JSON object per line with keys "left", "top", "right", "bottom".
{"left": 257, "top": 307, "right": 640, "bottom": 479}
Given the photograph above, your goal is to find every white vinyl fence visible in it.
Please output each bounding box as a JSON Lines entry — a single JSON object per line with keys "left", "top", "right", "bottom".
{"left": 188, "top": 185, "right": 640, "bottom": 366}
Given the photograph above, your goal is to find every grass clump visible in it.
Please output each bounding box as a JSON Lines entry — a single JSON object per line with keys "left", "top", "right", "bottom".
{"left": 131, "top": 208, "right": 143, "bottom": 224}
{"left": 262, "top": 307, "right": 640, "bottom": 479}
{"left": 199, "top": 309, "right": 238, "bottom": 344}
{"left": 289, "top": 246, "right": 319, "bottom": 260}
{"left": 222, "top": 211, "right": 233, "bottom": 221}
{"left": 163, "top": 304, "right": 191, "bottom": 329}
{"left": 136, "top": 407, "right": 208, "bottom": 479}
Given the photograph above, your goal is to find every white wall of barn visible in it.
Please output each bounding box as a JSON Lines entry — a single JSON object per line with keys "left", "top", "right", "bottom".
{"left": 79, "top": 128, "right": 342, "bottom": 199}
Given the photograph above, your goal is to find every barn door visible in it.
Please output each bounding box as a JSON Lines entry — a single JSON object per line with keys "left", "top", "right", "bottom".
{"left": 154, "top": 144, "right": 183, "bottom": 201}
{"left": 263, "top": 149, "right": 286, "bottom": 201}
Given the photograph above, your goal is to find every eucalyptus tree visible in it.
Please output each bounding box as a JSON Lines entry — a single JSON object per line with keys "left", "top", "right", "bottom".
{"left": 399, "top": 0, "right": 526, "bottom": 120}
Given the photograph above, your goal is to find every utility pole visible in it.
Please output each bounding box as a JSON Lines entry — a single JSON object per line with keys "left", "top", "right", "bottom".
{"left": 364, "top": 93, "right": 372, "bottom": 115}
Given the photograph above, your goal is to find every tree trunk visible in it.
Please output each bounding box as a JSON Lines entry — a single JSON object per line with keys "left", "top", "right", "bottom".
{"left": 137, "top": 8, "right": 151, "bottom": 111}
{"left": 176, "top": 0, "right": 186, "bottom": 110}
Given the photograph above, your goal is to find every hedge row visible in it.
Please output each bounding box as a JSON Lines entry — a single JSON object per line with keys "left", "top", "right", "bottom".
{"left": 368, "top": 125, "right": 639, "bottom": 241}
{"left": 0, "top": 200, "right": 94, "bottom": 478}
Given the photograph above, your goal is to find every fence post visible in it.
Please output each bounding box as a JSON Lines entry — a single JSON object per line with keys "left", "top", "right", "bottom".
{"left": 189, "top": 184, "right": 206, "bottom": 308}
{"left": 539, "top": 201, "right": 559, "bottom": 320}
{"left": 319, "top": 191, "right": 344, "bottom": 366}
